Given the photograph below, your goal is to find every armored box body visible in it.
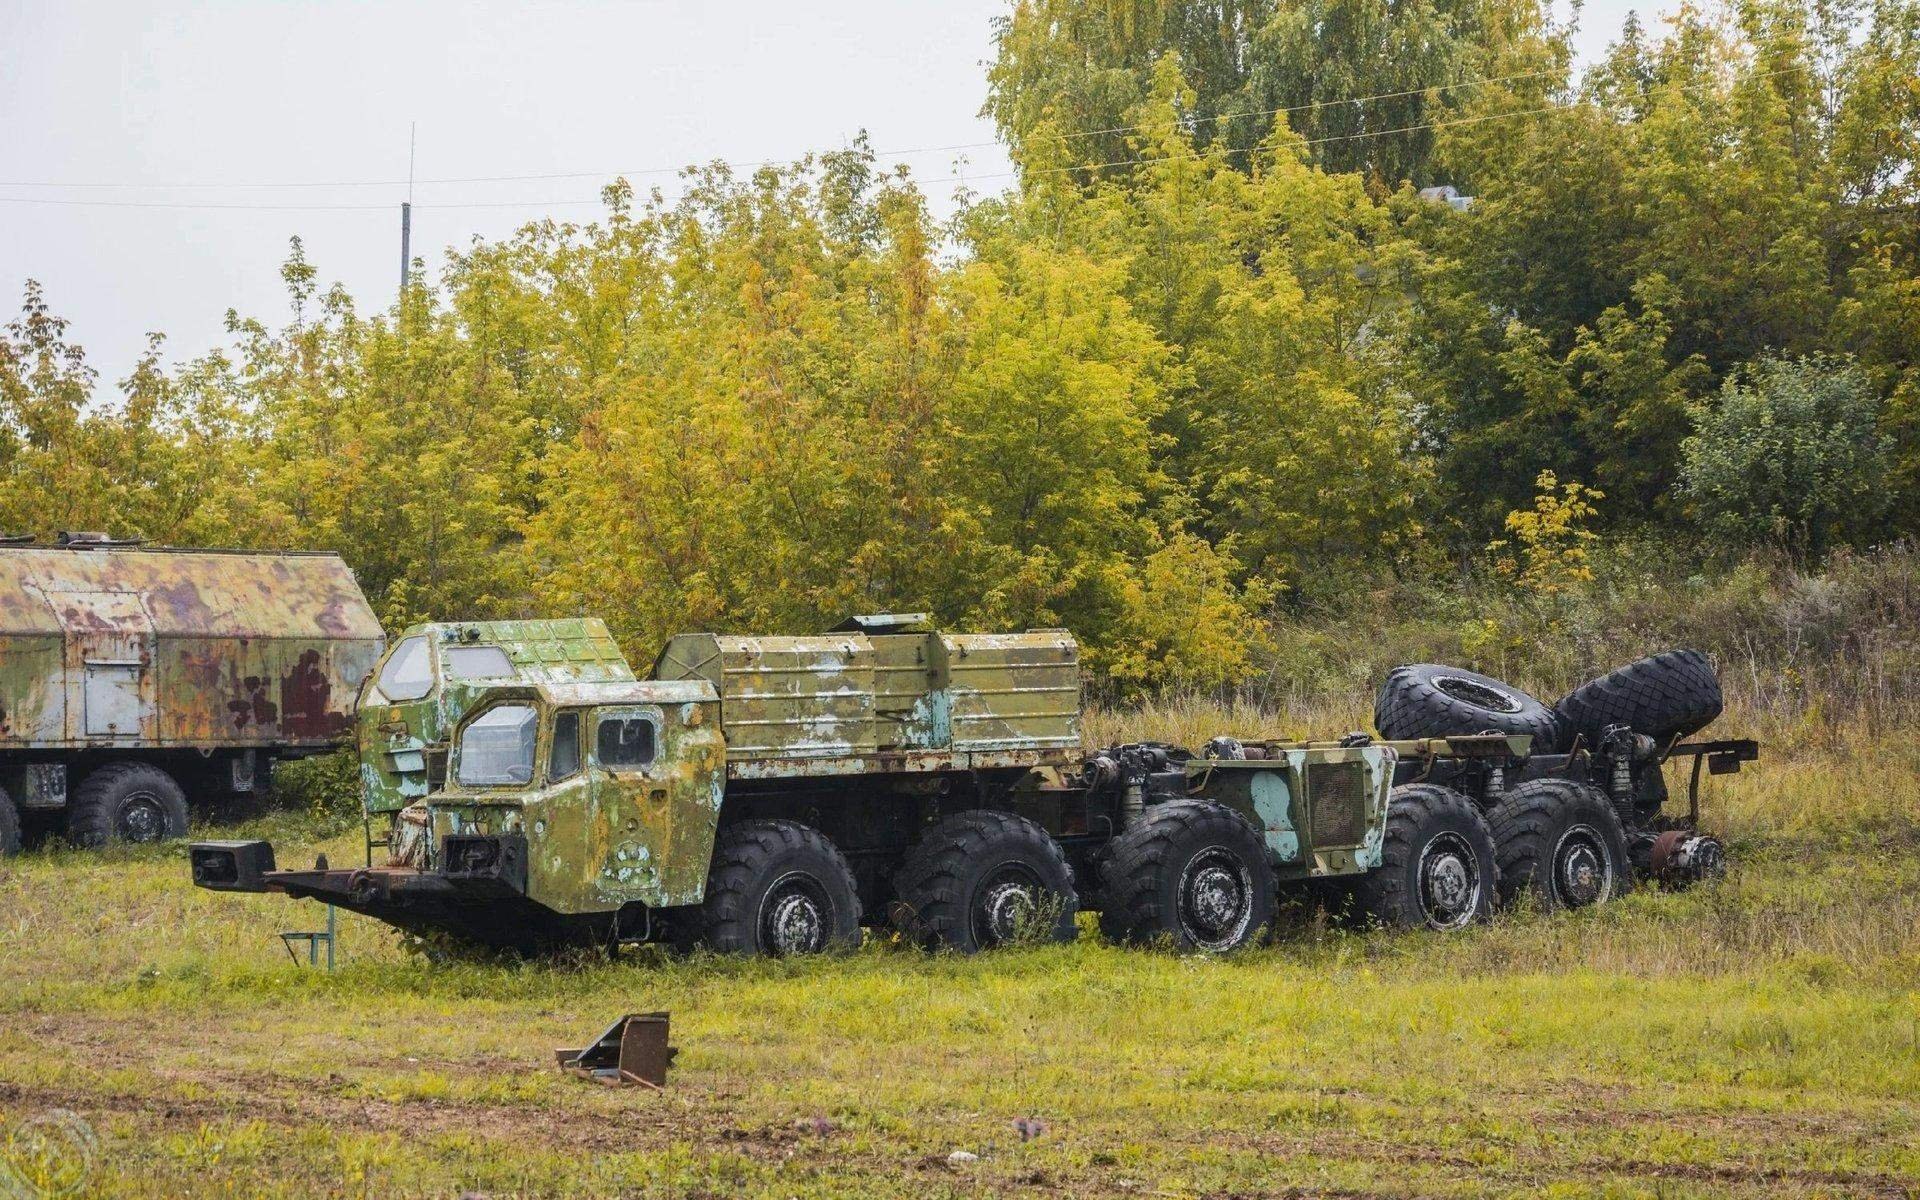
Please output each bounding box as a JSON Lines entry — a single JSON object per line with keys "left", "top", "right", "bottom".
{"left": 651, "top": 620, "right": 1080, "bottom": 771}
{"left": 0, "top": 545, "right": 383, "bottom": 750}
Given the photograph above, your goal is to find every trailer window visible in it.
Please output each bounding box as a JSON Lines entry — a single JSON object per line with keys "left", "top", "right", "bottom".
{"left": 549, "top": 710, "right": 582, "bottom": 781}
{"left": 377, "top": 636, "right": 431, "bottom": 702}
{"left": 597, "top": 714, "right": 657, "bottom": 768}
{"left": 457, "top": 704, "right": 538, "bottom": 786}
{"left": 445, "top": 645, "right": 514, "bottom": 681}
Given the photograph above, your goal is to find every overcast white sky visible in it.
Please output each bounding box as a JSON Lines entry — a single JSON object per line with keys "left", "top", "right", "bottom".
{"left": 2, "top": 0, "right": 1667, "bottom": 395}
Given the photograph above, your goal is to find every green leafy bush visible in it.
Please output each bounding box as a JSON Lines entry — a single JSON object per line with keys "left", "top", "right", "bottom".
{"left": 1680, "top": 356, "right": 1890, "bottom": 554}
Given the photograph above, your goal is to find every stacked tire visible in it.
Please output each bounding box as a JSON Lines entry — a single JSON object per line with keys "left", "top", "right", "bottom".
{"left": 1553, "top": 649, "right": 1723, "bottom": 746}
{"left": 1372, "top": 649, "right": 1723, "bottom": 751}
{"left": 1374, "top": 663, "right": 1566, "bottom": 750}
{"left": 1372, "top": 650, "right": 1724, "bottom": 913}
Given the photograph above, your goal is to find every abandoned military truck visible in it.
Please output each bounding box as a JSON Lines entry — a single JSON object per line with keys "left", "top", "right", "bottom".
{"left": 193, "top": 614, "right": 1755, "bottom": 954}
{"left": 0, "top": 536, "right": 382, "bottom": 853}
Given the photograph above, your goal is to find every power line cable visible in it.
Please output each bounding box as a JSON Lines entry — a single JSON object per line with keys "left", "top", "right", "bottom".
{"left": 0, "top": 63, "right": 1807, "bottom": 213}
{"left": 973, "top": 61, "right": 1809, "bottom": 184}
{"left": 0, "top": 68, "right": 1568, "bottom": 193}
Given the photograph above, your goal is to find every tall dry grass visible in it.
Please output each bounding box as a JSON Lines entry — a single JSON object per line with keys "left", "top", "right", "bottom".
{"left": 1094, "top": 541, "right": 1920, "bottom": 758}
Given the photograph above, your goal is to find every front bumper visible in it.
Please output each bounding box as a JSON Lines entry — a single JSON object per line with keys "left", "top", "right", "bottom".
{"left": 190, "top": 836, "right": 526, "bottom": 901}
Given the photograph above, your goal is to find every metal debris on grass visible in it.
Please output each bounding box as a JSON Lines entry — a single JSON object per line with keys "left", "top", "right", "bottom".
{"left": 555, "top": 1011, "right": 676, "bottom": 1089}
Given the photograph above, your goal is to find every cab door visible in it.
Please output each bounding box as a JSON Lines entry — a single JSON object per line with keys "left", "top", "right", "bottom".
{"left": 584, "top": 703, "right": 726, "bottom": 908}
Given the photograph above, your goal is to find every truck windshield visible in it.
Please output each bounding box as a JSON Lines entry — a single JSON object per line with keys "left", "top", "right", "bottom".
{"left": 456, "top": 704, "right": 538, "bottom": 785}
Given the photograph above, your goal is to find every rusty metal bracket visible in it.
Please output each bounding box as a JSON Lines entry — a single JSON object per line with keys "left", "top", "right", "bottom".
{"left": 556, "top": 1012, "right": 677, "bottom": 1089}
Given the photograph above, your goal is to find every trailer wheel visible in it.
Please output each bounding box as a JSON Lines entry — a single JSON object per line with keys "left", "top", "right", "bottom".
{"left": 0, "top": 788, "right": 19, "bottom": 856}
{"left": 674, "top": 820, "right": 862, "bottom": 956}
{"left": 66, "top": 763, "right": 189, "bottom": 848}
{"left": 1485, "top": 779, "right": 1631, "bottom": 911}
{"left": 892, "top": 810, "right": 1078, "bottom": 953}
{"left": 1098, "top": 801, "right": 1275, "bottom": 953}
{"left": 1352, "top": 784, "right": 1496, "bottom": 931}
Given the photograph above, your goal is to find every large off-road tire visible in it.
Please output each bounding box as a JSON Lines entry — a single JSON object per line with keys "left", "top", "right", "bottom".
{"left": 1098, "top": 800, "right": 1275, "bottom": 953}
{"left": 892, "top": 810, "right": 1078, "bottom": 953}
{"left": 673, "top": 820, "right": 862, "bottom": 956}
{"left": 1350, "top": 783, "right": 1497, "bottom": 931}
{"left": 1374, "top": 664, "right": 1565, "bottom": 751}
{"left": 0, "top": 789, "right": 19, "bottom": 856}
{"left": 1485, "top": 778, "right": 1632, "bottom": 912}
{"left": 1554, "top": 649, "right": 1723, "bottom": 744}
{"left": 66, "top": 763, "right": 189, "bottom": 848}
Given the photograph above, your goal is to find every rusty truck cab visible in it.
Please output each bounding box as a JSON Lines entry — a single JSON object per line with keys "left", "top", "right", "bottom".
{"left": 424, "top": 679, "right": 728, "bottom": 918}
{"left": 356, "top": 618, "right": 635, "bottom": 816}
{"left": 196, "top": 676, "right": 727, "bottom": 950}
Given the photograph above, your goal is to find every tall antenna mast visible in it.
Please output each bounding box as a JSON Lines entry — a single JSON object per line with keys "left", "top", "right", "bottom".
{"left": 400, "top": 122, "right": 416, "bottom": 297}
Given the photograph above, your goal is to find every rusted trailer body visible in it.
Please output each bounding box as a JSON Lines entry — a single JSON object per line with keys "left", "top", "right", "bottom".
{"left": 0, "top": 538, "right": 382, "bottom": 849}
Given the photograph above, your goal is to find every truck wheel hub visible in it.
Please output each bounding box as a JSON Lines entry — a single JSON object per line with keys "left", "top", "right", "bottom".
{"left": 1552, "top": 826, "right": 1611, "bottom": 907}
{"left": 1177, "top": 849, "right": 1254, "bottom": 950}
{"left": 118, "top": 794, "right": 165, "bottom": 842}
{"left": 983, "top": 875, "right": 1044, "bottom": 940}
{"left": 1418, "top": 834, "right": 1479, "bottom": 929}
{"left": 761, "top": 874, "right": 829, "bottom": 955}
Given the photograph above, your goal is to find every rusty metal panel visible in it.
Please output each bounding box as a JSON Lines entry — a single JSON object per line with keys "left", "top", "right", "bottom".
{"left": 654, "top": 623, "right": 1081, "bottom": 768}
{"left": 722, "top": 745, "right": 1073, "bottom": 781}
{"left": 941, "top": 631, "right": 1081, "bottom": 752}
{"left": 163, "top": 637, "right": 377, "bottom": 744}
{"left": 869, "top": 632, "right": 948, "bottom": 750}
{"left": 1306, "top": 760, "right": 1368, "bottom": 848}
{"left": 451, "top": 619, "right": 635, "bottom": 683}
{"left": 0, "top": 634, "right": 66, "bottom": 741}
{"left": 655, "top": 633, "right": 878, "bottom": 761}
{"left": 49, "top": 590, "right": 157, "bottom": 739}
{"left": 0, "top": 546, "right": 382, "bottom": 750}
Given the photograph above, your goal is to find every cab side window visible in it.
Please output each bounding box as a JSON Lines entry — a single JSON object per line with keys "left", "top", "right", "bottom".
{"left": 596, "top": 715, "right": 657, "bottom": 768}
{"left": 550, "top": 710, "right": 582, "bottom": 781}
{"left": 376, "top": 636, "right": 431, "bottom": 702}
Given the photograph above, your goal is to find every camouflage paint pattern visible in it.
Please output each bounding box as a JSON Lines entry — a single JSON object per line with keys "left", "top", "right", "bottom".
{"left": 1187, "top": 743, "right": 1398, "bottom": 880}
{"left": 374, "top": 620, "right": 1084, "bottom": 915}
{"left": 652, "top": 625, "right": 1080, "bottom": 770}
{"left": 358, "top": 619, "right": 634, "bottom": 814}
{"left": 418, "top": 679, "right": 726, "bottom": 913}
{"left": 0, "top": 546, "right": 381, "bottom": 750}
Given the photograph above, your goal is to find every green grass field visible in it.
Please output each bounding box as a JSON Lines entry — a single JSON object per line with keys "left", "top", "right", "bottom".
{"left": 3, "top": 720, "right": 1918, "bottom": 1198}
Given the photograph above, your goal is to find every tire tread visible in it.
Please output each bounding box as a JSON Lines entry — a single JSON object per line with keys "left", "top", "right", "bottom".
{"left": 893, "top": 809, "right": 1077, "bottom": 952}
{"left": 66, "top": 762, "right": 188, "bottom": 848}
{"left": 1349, "top": 783, "right": 1497, "bottom": 929}
{"left": 1485, "top": 778, "right": 1631, "bottom": 909}
{"left": 677, "top": 819, "right": 861, "bottom": 955}
{"left": 1375, "top": 664, "right": 1565, "bottom": 750}
{"left": 1554, "top": 650, "right": 1723, "bottom": 743}
{"left": 1098, "top": 800, "right": 1274, "bottom": 951}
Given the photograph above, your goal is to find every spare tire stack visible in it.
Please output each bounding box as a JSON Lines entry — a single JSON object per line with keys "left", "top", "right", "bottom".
{"left": 1372, "top": 649, "right": 1727, "bottom": 904}
{"left": 1372, "top": 650, "right": 1723, "bottom": 751}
